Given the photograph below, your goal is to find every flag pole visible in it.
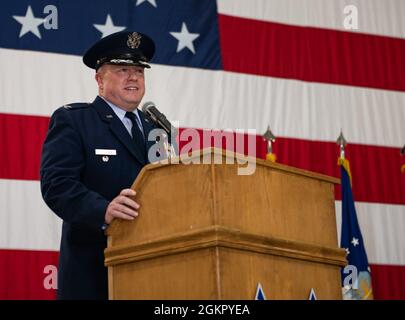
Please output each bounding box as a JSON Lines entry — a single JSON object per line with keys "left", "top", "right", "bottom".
{"left": 337, "top": 131, "right": 374, "bottom": 300}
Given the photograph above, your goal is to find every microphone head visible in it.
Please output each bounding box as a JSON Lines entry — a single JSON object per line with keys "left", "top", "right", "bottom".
{"left": 142, "top": 101, "right": 155, "bottom": 112}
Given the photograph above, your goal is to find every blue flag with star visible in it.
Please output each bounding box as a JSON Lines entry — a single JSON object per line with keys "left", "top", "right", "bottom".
{"left": 1, "top": 0, "right": 222, "bottom": 70}
{"left": 339, "top": 158, "right": 373, "bottom": 300}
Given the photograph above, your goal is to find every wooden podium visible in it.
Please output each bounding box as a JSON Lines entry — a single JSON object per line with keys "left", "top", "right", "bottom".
{"left": 105, "top": 149, "right": 346, "bottom": 299}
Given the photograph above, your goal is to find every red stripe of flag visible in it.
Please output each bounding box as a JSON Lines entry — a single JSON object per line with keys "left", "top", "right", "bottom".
{"left": 0, "top": 113, "right": 50, "bottom": 181}
{"left": 0, "top": 249, "right": 58, "bottom": 300}
{"left": 271, "top": 137, "right": 405, "bottom": 205}
{"left": 1, "top": 113, "right": 403, "bottom": 205}
{"left": 0, "top": 248, "right": 403, "bottom": 300}
{"left": 370, "top": 264, "right": 405, "bottom": 300}
{"left": 218, "top": 14, "right": 405, "bottom": 92}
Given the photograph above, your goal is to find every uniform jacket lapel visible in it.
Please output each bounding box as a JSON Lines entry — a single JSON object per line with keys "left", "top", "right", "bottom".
{"left": 92, "top": 96, "right": 146, "bottom": 165}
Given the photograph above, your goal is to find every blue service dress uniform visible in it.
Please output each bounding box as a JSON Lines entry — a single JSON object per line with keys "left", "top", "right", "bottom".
{"left": 40, "top": 96, "right": 158, "bottom": 299}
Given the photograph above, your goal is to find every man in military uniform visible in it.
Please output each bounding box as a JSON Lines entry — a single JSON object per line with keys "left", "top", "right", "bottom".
{"left": 40, "top": 31, "right": 158, "bottom": 299}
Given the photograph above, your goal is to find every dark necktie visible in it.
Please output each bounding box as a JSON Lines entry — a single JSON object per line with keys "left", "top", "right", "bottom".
{"left": 125, "top": 112, "right": 146, "bottom": 161}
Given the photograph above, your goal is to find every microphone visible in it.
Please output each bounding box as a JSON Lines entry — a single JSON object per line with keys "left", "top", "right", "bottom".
{"left": 141, "top": 101, "right": 174, "bottom": 135}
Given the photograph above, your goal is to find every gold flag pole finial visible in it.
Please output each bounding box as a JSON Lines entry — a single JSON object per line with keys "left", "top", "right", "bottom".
{"left": 263, "top": 125, "right": 276, "bottom": 162}
{"left": 336, "top": 130, "right": 347, "bottom": 160}
{"left": 337, "top": 131, "right": 352, "bottom": 183}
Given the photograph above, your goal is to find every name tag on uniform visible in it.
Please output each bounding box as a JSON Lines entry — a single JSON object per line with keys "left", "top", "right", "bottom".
{"left": 95, "top": 149, "right": 117, "bottom": 156}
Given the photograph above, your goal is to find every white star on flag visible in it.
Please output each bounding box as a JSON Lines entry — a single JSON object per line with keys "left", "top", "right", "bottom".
{"left": 13, "top": 6, "right": 44, "bottom": 39}
{"left": 345, "top": 248, "right": 350, "bottom": 255}
{"left": 136, "top": 0, "right": 157, "bottom": 7}
{"left": 170, "top": 22, "right": 200, "bottom": 54}
{"left": 94, "top": 14, "right": 126, "bottom": 38}
{"left": 351, "top": 237, "right": 359, "bottom": 247}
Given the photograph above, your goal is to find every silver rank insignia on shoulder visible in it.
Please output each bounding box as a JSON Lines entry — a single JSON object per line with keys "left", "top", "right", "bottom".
{"left": 63, "top": 105, "right": 72, "bottom": 109}
{"left": 102, "top": 156, "right": 109, "bottom": 162}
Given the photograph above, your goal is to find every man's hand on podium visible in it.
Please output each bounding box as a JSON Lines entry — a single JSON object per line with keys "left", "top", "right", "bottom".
{"left": 104, "top": 189, "right": 140, "bottom": 224}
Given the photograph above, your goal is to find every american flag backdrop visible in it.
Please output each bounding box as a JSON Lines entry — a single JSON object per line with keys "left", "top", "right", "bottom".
{"left": 0, "top": 0, "right": 404, "bottom": 299}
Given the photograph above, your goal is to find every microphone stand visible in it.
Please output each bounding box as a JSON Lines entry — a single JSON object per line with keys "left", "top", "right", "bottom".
{"left": 158, "top": 128, "right": 177, "bottom": 163}
{"left": 142, "top": 104, "right": 177, "bottom": 162}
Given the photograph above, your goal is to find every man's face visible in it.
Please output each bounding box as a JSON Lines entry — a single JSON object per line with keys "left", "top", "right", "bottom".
{"left": 96, "top": 64, "right": 145, "bottom": 111}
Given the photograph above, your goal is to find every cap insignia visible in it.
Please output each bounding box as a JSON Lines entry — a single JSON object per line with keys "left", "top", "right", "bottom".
{"left": 127, "top": 32, "right": 142, "bottom": 49}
